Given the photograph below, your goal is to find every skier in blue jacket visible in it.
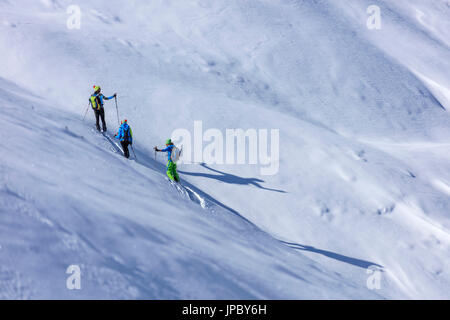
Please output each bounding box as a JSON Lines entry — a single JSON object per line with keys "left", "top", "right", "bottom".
{"left": 115, "top": 119, "right": 133, "bottom": 158}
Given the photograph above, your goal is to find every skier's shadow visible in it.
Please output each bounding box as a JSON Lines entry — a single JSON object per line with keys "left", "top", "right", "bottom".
{"left": 280, "top": 241, "right": 383, "bottom": 269}
{"left": 178, "top": 163, "right": 287, "bottom": 193}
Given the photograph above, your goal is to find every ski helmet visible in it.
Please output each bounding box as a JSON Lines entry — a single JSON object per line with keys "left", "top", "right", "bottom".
{"left": 93, "top": 85, "right": 101, "bottom": 92}
{"left": 165, "top": 138, "right": 172, "bottom": 145}
{"left": 121, "top": 119, "right": 127, "bottom": 124}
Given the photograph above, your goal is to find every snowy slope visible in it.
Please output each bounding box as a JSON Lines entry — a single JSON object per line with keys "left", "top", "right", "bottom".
{"left": 1, "top": 0, "right": 450, "bottom": 299}
{"left": 0, "top": 77, "right": 383, "bottom": 299}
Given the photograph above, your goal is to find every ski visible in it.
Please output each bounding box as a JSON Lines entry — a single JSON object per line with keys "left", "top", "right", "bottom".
{"left": 184, "top": 186, "right": 206, "bottom": 209}
{"left": 165, "top": 178, "right": 207, "bottom": 209}
{"left": 91, "top": 127, "right": 123, "bottom": 155}
{"left": 166, "top": 178, "right": 189, "bottom": 198}
{"left": 101, "top": 131, "right": 125, "bottom": 156}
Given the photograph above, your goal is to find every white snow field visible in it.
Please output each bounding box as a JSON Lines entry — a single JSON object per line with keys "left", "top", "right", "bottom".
{"left": 0, "top": 0, "right": 449, "bottom": 299}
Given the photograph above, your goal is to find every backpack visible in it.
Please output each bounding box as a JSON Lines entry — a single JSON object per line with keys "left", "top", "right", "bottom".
{"left": 90, "top": 94, "right": 101, "bottom": 110}
{"left": 170, "top": 145, "right": 182, "bottom": 162}
{"left": 122, "top": 126, "right": 130, "bottom": 142}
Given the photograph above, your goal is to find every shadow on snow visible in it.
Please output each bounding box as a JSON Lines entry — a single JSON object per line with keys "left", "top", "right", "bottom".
{"left": 114, "top": 141, "right": 382, "bottom": 271}
{"left": 179, "top": 163, "right": 287, "bottom": 193}
{"left": 280, "top": 241, "right": 383, "bottom": 270}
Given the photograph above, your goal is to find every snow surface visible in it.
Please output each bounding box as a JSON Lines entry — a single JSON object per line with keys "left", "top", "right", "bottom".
{"left": 0, "top": 0, "right": 449, "bottom": 299}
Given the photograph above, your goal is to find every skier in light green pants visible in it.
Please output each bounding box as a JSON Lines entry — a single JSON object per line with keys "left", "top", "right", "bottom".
{"left": 154, "top": 139, "right": 180, "bottom": 182}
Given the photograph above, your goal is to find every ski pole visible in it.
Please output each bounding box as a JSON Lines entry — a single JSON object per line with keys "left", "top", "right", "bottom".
{"left": 131, "top": 145, "right": 137, "bottom": 160}
{"left": 115, "top": 96, "right": 120, "bottom": 125}
{"left": 82, "top": 103, "right": 90, "bottom": 121}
